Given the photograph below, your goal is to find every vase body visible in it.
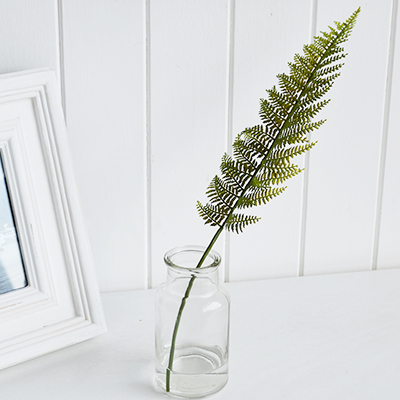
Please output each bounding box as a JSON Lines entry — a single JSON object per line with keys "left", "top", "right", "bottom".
{"left": 155, "top": 245, "right": 230, "bottom": 398}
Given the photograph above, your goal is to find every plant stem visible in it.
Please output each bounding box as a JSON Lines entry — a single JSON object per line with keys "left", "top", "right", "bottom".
{"left": 165, "top": 226, "right": 223, "bottom": 392}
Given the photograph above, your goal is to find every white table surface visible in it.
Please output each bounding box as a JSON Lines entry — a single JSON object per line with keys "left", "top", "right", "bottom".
{"left": 0, "top": 268, "right": 399, "bottom": 399}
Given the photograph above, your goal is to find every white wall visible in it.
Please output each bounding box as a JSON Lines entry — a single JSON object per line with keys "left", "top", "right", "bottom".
{"left": 0, "top": 0, "right": 399, "bottom": 291}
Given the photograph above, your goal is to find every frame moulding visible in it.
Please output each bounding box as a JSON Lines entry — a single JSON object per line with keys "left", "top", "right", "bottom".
{"left": 0, "top": 69, "right": 106, "bottom": 370}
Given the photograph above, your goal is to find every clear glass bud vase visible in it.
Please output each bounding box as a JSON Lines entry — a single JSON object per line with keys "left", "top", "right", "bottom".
{"left": 155, "top": 245, "right": 230, "bottom": 398}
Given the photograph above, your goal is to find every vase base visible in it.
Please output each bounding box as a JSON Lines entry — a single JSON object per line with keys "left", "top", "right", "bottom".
{"left": 155, "top": 346, "right": 228, "bottom": 398}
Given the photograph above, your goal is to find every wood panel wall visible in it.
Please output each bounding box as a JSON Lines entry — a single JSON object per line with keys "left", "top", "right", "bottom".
{"left": 0, "top": 0, "right": 399, "bottom": 291}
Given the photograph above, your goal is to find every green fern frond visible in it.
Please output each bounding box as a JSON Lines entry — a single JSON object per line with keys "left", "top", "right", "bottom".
{"left": 167, "top": 9, "right": 360, "bottom": 392}
{"left": 197, "top": 8, "right": 360, "bottom": 234}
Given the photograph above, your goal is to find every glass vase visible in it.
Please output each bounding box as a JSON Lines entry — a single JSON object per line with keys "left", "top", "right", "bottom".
{"left": 155, "top": 245, "right": 230, "bottom": 398}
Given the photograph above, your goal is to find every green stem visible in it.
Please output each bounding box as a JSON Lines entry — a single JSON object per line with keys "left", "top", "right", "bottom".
{"left": 165, "top": 226, "right": 223, "bottom": 392}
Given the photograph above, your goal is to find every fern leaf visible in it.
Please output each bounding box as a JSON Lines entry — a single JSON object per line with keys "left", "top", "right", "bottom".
{"left": 225, "top": 213, "right": 261, "bottom": 233}
{"left": 197, "top": 8, "right": 360, "bottom": 234}
{"left": 255, "top": 164, "right": 304, "bottom": 185}
{"left": 196, "top": 202, "right": 226, "bottom": 227}
{"left": 238, "top": 186, "right": 287, "bottom": 209}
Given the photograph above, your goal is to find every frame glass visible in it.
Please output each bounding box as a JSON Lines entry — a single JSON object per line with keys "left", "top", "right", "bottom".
{"left": 0, "top": 155, "right": 27, "bottom": 295}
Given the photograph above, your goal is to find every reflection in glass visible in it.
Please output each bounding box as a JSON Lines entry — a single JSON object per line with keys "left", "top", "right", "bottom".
{"left": 0, "top": 155, "right": 27, "bottom": 295}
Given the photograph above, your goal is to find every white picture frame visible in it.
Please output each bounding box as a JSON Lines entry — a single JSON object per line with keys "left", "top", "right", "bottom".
{"left": 0, "top": 69, "right": 106, "bottom": 370}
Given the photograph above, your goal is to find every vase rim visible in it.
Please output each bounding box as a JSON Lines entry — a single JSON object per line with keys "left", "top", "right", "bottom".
{"left": 164, "top": 245, "right": 221, "bottom": 273}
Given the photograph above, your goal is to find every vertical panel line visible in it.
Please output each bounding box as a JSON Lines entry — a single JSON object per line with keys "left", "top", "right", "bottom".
{"left": 145, "top": 0, "right": 153, "bottom": 288}
{"left": 223, "top": 0, "right": 236, "bottom": 283}
{"left": 57, "top": 0, "right": 67, "bottom": 120}
{"left": 298, "top": 0, "right": 318, "bottom": 277}
{"left": 372, "top": 0, "right": 399, "bottom": 270}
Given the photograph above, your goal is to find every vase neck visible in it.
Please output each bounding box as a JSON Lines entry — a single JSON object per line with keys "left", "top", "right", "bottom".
{"left": 167, "top": 264, "right": 220, "bottom": 283}
{"left": 164, "top": 245, "right": 222, "bottom": 287}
